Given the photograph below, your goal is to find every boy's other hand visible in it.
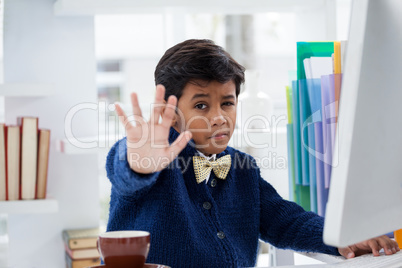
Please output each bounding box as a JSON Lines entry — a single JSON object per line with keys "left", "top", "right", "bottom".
{"left": 338, "top": 235, "right": 400, "bottom": 259}
{"left": 115, "top": 85, "right": 192, "bottom": 174}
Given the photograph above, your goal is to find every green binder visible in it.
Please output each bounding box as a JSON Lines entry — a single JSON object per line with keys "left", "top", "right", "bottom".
{"left": 294, "top": 42, "right": 334, "bottom": 211}
{"left": 297, "top": 42, "right": 335, "bottom": 80}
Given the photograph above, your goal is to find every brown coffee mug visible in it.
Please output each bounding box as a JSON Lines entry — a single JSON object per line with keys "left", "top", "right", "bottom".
{"left": 97, "top": 230, "right": 151, "bottom": 268}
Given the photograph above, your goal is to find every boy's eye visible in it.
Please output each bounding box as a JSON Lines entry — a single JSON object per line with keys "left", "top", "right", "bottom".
{"left": 223, "top": 102, "right": 234, "bottom": 106}
{"left": 195, "top": 103, "right": 207, "bottom": 110}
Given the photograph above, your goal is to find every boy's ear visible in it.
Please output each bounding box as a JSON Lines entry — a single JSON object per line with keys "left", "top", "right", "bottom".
{"left": 162, "top": 100, "right": 177, "bottom": 127}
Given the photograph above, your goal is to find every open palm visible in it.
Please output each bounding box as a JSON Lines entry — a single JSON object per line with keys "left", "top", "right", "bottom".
{"left": 115, "top": 85, "right": 192, "bottom": 174}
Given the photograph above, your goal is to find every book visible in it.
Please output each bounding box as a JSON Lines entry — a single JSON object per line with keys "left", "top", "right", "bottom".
{"left": 286, "top": 124, "right": 297, "bottom": 203}
{"left": 291, "top": 81, "right": 311, "bottom": 210}
{"left": 64, "top": 243, "right": 100, "bottom": 260}
{"left": 18, "top": 117, "right": 38, "bottom": 200}
{"left": 6, "top": 125, "right": 21, "bottom": 201}
{"left": 298, "top": 79, "right": 310, "bottom": 186}
{"left": 36, "top": 129, "right": 51, "bottom": 199}
{"left": 305, "top": 77, "right": 325, "bottom": 214}
{"left": 314, "top": 122, "right": 329, "bottom": 217}
{"left": 307, "top": 123, "right": 317, "bottom": 213}
{"left": 333, "top": 41, "right": 342, "bottom": 74}
{"left": 334, "top": 73, "right": 342, "bottom": 120}
{"left": 65, "top": 252, "right": 100, "bottom": 268}
{"left": 299, "top": 184, "right": 311, "bottom": 212}
{"left": 286, "top": 86, "right": 293, "bottom": 124}
{"left": 320, "top": 75, "right": 333, "bottom": 189}
{"left": 63, "top": 227, "right": 105, "bottom": 250}
{"left": 0, "top": 124, "right": 6, "bottom": 201}
{"left": 291, "top": 80, "right": 302, "bottom": 186}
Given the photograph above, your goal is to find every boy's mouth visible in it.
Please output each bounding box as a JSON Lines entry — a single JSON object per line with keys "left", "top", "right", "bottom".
{"left": 209, "top": 131, "right": 230, "bottom": 140}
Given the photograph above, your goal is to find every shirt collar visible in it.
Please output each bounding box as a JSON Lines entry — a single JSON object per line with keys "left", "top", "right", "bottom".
{"left": 196, "top": 150, "right": 216, "bottom": 161}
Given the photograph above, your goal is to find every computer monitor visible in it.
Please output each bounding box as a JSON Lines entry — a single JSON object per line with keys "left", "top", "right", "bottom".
{"left": 323, "top": 0, "right": 402, "bottom": 247}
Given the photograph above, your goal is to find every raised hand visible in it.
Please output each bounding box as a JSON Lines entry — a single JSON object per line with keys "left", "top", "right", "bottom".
{"left": 115, "top": 85, "right": 192, "bottom": 174}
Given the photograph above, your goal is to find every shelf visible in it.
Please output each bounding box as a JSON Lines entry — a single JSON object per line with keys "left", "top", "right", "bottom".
{"left": 0, "top": 83, "right": 54, "bottom": 97}
{"left": 0, "top": 198, "right": 58, "bottom": 214}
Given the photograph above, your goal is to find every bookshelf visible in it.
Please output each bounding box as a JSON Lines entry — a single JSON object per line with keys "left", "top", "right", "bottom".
{"left": 0, "top": 198, "right": 58, "bottom": 267}
{"left": 0, "top": 83, "right": 58, "bottom": 213}
{"left": 2, "top": 0, "right": 100, "bottom": 267}
{"left": 0, "top": 198, "right": 58, "bottom": 214}
{"left": 0, "top": 83, "right": 57, "bottom": 209}
{"left": 0, "top": 92, "right": 59, "bottom": 263}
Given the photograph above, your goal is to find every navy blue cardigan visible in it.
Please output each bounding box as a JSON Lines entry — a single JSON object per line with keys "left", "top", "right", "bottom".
{"left": 106, "top": 127, "right": 339, "bottom": 267}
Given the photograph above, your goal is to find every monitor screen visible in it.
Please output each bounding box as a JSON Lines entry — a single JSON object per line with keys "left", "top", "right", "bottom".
{"left": 323, "top": 0, "right": 402, "bottom": 247}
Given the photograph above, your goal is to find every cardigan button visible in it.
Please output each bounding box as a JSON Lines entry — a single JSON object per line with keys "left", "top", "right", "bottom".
{"left": 210, "top": 179, "right": 217, "bottom": 187}
{"left": 217, "top": 231, "right": 225, "bottom": 239}
{"left": 203, "top": 202, "right": 211, "bottom": 210}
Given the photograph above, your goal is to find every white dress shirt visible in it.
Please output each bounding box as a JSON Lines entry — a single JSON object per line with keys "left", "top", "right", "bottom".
{"left": 196, "top": 150, "right": 216, "bottom": 184}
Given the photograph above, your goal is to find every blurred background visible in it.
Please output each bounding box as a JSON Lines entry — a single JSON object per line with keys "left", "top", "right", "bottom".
{"left": 0, "top": 0, "right": 352, "bottom": 267}
{"left": 92, "top": 1, "right": 352, "bottom": 227}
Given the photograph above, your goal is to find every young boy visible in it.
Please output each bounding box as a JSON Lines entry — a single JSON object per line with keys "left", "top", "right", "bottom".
{"left": 106, "top": 39, "right": 399, "bottom": 267}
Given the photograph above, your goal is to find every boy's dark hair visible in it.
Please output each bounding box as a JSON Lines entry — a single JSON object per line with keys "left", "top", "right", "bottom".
{"left": 155, "top": 39, "right": 245, "bottom": 101}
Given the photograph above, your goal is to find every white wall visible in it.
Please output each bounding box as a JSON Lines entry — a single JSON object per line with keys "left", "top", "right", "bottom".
{"left": 3, "top": 0, "right": 99, "bottom": 266}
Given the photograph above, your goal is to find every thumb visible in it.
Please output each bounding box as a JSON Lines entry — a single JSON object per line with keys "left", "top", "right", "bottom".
{"left": 338, "top": 246, "right": 356, "bottom": 259}
{"left": 168, "top": 131, "right": 192, "bottom": 161}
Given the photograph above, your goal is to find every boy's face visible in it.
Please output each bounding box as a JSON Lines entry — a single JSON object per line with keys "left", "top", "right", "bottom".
{"left": 173, "top": 80, "right": 237, "bottom": 156}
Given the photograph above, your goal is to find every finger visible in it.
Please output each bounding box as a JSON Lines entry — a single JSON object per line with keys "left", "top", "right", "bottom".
{"left": 367, "top": 239, "right": 381, "bottom": 256}
{"left": 338, "top": 246, "right": 356, "bottom": 259}
{"left": 131, "top": 92, "right": 143, "bottom": 119}
{"left": 377, "top": 236, "right": 396, "bottom": 255}
{"left": 115, "top": 103, "right": 133, "bottom": 131}
{"left": 151, "top": 85, "right": 165, "bottom": 125}
{"left": 167, "top": 131, "right": 192, "bottom": 160}
{"left": 161, "top": 95, "right": 177, "bottom": 129}
{"left": 389, "top": 237, "right": 400, "bottom": 252}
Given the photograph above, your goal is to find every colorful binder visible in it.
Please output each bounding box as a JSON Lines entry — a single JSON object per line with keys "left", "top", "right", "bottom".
{"left": 315, "top": 121, "right": 328, "bottom": 216}
{"left": 291, "top": 80, "right": 302, "bottom": 186}
{"left": 298, "top": 79, "right": 311, "bottom": 186}
{"left": 297, "top": 42, "right": 335, "bottom": 187}
{"left": 285, "top": 41, "right": 345, "bottom": 213}
{"left": 297, "top": 42, "right": 335, "bottom": 80}
{"left": 286, "top": 124, "right": 297, "bottom": 203}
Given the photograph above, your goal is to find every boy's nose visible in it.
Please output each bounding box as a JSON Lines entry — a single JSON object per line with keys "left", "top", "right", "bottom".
{"left": 211, "top": 115, "right": 227, "bottom": 126}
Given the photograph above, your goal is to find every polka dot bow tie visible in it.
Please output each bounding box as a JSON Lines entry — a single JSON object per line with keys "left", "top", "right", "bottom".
{"left": 192, "top": 155, "right": 231, "bottom": 184}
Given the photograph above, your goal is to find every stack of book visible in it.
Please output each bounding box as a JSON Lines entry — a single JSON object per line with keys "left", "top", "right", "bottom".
{"left": 0, "top": 117, "right": 51, "bottom": 201}
{"left": 63, "top": 227, "right": 105, "bottom": 268}
{"left": 286, "top": 41, "right": 347, "bottom": 217}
